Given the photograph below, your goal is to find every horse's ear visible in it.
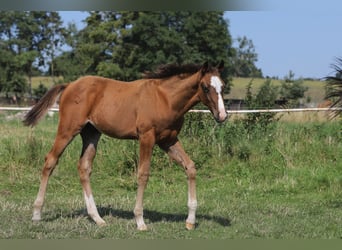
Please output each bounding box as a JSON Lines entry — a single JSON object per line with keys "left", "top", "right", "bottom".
{"left": 201, "top": 61, "right": 209, "bottom": 75}
{"left": 217, "top": 60, "right": 224, "bottom": 72}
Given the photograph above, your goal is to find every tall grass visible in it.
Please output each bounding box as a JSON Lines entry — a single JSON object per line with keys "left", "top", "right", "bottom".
{"left": 0, "top": 112, "right": 341, "bottom": 239}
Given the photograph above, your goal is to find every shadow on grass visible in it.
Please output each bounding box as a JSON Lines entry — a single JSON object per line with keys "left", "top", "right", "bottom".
{"left": 45, "top": 206, "right": 231, "bottom": 228}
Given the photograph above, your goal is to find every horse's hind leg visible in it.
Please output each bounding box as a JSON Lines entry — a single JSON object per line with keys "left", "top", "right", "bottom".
{"left": 32, "top": 128, "right": 76, "bottom": 222}
{"left": 160, "top": 140, "right": 197, "bottom": 230}
{"left": 78, "top": 123, "right": 105, "bottom": 226}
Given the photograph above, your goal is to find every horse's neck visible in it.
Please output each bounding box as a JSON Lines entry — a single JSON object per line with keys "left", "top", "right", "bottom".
{"left": 160, "top": 73, "right": 201, "bottom": 114}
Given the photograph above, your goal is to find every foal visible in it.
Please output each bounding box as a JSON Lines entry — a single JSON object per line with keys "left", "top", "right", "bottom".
{"left": 23, "top": 61, "right": 227, "bottom": 230}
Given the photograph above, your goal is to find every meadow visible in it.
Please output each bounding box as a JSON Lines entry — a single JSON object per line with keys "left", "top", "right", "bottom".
{"left": 29, "top": 76, "right": 326, "bottom": 105}
{"left": 227, "top": 77, "right": 325, "bottom": 106}
{"left": 0, "top": 110, "right": 341, "bottom": 239}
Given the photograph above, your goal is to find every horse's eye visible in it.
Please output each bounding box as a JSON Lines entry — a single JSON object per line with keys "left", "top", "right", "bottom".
{"left": 201, "top": 84, "right": 210, "bottom": 93}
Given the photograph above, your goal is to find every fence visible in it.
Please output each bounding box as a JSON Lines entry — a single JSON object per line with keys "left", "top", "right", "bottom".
{"left": 0, "top": 106, "right": 341, "bottom": 114}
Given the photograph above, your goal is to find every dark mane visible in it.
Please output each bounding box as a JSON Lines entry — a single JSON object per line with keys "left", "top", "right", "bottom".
{"left": 143, "top": 63, "right": 203, "bottom": 79}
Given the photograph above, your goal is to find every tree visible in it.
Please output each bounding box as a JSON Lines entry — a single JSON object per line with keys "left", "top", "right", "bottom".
{"left": 0, "top": 11, "right": 66, "bottom": 97}
{"left": 51, "top": 22, "right": 85, "bottom": 82}
{"left": 54, "top": 11, "right": 236, "bottom": 91}
{"left": 231, "top": 36, "right": 262, "bottom": 77}
{"left": 53, "top": 11, "right": 123, "bottom": 81}
{"left": 0, "top": 12, "right": 31, "bottom": 97}
{"left": 34, "top": 12, "right": 67, "bottom": 83}
{"left": 179, "top": 12, "right": 235, "bottom": 92}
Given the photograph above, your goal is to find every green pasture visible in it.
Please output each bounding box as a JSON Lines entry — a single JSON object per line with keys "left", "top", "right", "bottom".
{"left": 30, "top": 76, "right": 326, "bottom": 105}
{"left": 0, "top": 112, "right": 341, "bottom": 239}
{"left": 30, "top": 76, "right": 63, "bottom": 89}
{"left": 227, "top": 77, "right": 326, "bottom": 105}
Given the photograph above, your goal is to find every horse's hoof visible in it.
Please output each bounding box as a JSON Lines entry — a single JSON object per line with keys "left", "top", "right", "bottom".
{"left": 186, "top": 222, "right": 195, "bottom": 230}
{"left": 32, "top": 219, "right": 41, "bottom": 223}
{"left": 96, "top": 219, "right": 106, "bottom": 227}
{"left": 32, "top": 214, "right": 41, "bottom": 222}
{"left": 137, "top": 224, "right": 148, "bottom": 231}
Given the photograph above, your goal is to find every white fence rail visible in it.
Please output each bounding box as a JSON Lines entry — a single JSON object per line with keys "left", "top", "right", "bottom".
{"left": 0, "top": 107, "right": 59, "bottom": 112}
{"left": 0, "top": 106, "right": 341, "bottom": 114}
{"left": 190, "top": 107, "right": 341, "bottom": 114}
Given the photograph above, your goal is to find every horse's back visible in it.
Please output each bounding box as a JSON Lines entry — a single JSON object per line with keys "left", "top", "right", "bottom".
{"left": 58, "top": 76, "right": 145, "bottom": 139}
{"left": 60, "top": 76, "right": 142, "bottom": 106}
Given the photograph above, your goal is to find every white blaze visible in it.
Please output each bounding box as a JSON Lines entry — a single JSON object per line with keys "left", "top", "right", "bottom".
{"left": 210, "top": 76, "right": 227, "bottom": 120}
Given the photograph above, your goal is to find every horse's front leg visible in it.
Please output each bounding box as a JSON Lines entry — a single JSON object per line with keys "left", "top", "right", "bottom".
{"left": 134, "top": 129, "right": 155, "bottom": 231}
{"left": 162, "top": 140, "right": 197, "bottom": 230}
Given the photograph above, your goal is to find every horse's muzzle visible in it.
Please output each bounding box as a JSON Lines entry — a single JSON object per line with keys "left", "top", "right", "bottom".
{"left": 215, "top": 111, "right": 228, "bottom": 123}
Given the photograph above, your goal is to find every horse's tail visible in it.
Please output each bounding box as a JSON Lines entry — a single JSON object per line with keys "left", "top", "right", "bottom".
{"left": 23, "top": 84, "right": 68, "bottom": 127}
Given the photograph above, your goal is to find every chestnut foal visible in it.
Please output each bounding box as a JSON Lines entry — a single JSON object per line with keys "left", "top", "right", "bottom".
{"left": 23, "top": 61, "right": 227, "bottom": 230}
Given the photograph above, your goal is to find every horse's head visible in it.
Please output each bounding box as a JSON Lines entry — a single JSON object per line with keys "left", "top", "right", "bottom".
{"left": 198, "top": 61, "right": 228, "bottom": 123}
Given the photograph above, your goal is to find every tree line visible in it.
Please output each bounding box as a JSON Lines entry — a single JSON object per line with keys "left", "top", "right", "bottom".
{"left": 0, "top": 11, "right": 262, "bottom": 99}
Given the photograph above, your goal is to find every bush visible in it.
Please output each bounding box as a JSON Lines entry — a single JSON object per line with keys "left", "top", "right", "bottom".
{"left": 280, "top": 70, "right": 308, "bottom": 107}
{"left": 243, "top": 79, "right": 280, "bottom": 131}
{"left": 33, "top": 83, "right": 48, "bottom": 99}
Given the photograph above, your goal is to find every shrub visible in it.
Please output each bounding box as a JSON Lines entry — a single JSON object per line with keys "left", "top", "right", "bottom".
{"left": 243, "top": 79, "right": 280, "bottom": 131}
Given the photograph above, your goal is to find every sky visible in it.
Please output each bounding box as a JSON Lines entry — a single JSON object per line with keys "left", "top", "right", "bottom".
{"left": 59, "top": 0, "right": 342, "bottom": 79}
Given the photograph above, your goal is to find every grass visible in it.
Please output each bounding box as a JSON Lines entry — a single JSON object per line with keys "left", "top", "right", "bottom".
{"left": 0, "top": 112, "right": 341, "bottom": 239}
{"left": 30, "top": 76, "right": 63, "bottom": 89}
{"left": 228, "top": 77, "right": 326, "bottom": 105}
{"left": 28, "top": 76, "right": 326, "bottom": 106}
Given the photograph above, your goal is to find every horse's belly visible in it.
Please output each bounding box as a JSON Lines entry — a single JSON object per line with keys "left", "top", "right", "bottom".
{"left": 89, "top": 113, "right": 138, "bottom": 139}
